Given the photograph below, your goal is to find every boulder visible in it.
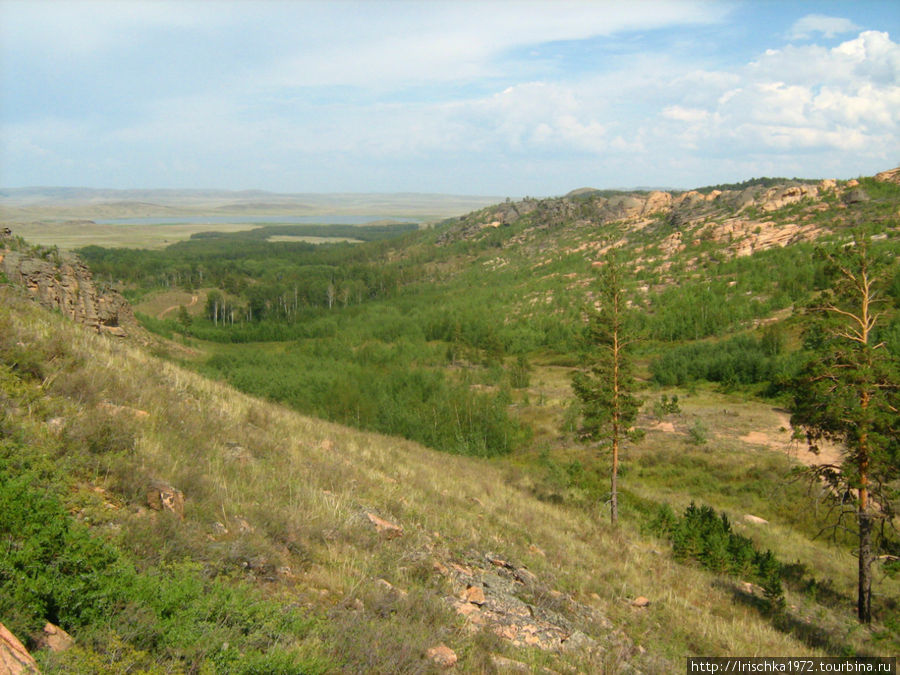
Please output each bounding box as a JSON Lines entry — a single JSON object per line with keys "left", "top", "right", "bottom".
{"left": 463, "top": 585, "right": 486, "bottom": 605}
{"left": 146, "top": 481, "right": 185, "bottom": 519}
{"left": 365, "top": 512, "right": 403, "bottom": 539}
{"left": 743, "top": 514, "right": 769, "bottom": 525}
{"left": 425, "top": 644, "right": 458, "bottom": 669}
{"left": 36, "top": 622, "right": 74, "bottom": 653}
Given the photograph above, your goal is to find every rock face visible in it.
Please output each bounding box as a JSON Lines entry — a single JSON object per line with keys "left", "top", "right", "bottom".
{"left": 0, "top": 623, "right": 40, "bottom": 675}
{"left": 0, "top": 240, "right": 137, "bottom": 337}
{"left": 874, "top": 167, "right": 900, "bottom": 184}
{"left": 146, "top": 480, "right": 185, "bottom": 519}
{"left": 435, "top": 170, "right": 892, "bottom": 253}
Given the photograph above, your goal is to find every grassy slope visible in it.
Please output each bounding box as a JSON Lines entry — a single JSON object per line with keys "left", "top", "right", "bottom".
{"left": 2, "top": 282, "right": 897, "bottom": 674}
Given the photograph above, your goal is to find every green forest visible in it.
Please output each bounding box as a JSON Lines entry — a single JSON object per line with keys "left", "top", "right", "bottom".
{"left": 78, "top": 178, "right": 900, "bottom": 462}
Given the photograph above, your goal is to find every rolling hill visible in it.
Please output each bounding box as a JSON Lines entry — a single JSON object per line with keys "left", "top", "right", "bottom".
{"left": 1, "top": 168, "right": 899, "bottom": 673}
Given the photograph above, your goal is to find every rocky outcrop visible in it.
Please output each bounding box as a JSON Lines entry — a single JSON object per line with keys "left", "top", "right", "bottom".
{"left": 440, "top": 552, "right": 619, "bottom": 655}
{"left": 0, "top": 240, "right": 137, "bottom": 337}
{"left": 874, "top": 167, "right": 900, "bottom": 184}
{"left": 146, "top": 480, "right": 185, "bottom": 519}
{"left": 0, "top": 623, "right": 40, "bottom": 675}
{"left": 35, "top": 623, "right": 74, "bottom": 653}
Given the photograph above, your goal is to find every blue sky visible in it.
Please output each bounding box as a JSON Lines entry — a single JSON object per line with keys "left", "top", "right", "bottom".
{"left": 1, "top": 0, "right": 898, "bottom": 196}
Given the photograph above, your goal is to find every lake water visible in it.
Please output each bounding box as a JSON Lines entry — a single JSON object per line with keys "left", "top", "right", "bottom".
{"left": 94, "top": 215, "right": 420, "bottom": 225}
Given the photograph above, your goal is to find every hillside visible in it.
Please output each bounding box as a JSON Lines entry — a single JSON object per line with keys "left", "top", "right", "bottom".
{"left": 1, "top": 169, "right": 899, "bottom": 672}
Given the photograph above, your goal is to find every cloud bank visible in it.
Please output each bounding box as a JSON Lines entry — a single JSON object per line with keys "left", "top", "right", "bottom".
{"left": 1, "top": 1, "right": 897, "bottom": 194}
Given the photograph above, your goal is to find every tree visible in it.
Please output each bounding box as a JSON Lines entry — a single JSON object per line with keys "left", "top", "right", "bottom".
{"left": 572, "top": 256, "right": 643, "bottom": 526}
{"left": 789, "top": 234, "right": 899, "bottom": 624}
{"left": 176, "top": 304, "right": 192, "bottom": 331}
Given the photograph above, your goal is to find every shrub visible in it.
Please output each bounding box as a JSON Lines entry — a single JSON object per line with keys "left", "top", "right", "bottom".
{"left": 650, "top": 502, "right": 784, "bottom": 607}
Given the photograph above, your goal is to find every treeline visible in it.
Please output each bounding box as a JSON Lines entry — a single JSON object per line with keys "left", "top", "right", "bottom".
{"left": 79, "top": 227, "right": 429, "bottom": 315}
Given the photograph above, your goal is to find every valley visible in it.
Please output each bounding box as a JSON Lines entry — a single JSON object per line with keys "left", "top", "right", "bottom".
{"left": 1, "top": 171, "right": 898, "bottom": 673}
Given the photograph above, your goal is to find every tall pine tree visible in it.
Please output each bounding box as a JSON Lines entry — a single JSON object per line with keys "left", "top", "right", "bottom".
{"left": 789, "top": 233, "right": 899, "bottom": 624}
{"left": 572, "top": 256, "right": 643, "bottom": 526}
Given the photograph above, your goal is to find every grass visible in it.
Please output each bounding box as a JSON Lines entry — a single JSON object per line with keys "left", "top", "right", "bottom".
{"left": 2, "top": 285, "right": 898, "bottom": 673}
{"left": 5, "top": 221, "right": 259, "bottom": 251}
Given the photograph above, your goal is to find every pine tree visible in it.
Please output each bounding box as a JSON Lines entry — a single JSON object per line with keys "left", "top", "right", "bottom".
{"left": 789, "top": 234, "right": 899, "bottom": 623}
{"left": 572, "top": 256, "right": 643, "bottom": 526}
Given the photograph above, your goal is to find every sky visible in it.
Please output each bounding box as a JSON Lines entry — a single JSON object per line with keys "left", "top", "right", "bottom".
{"left": 1, "top": 0, "right": 898, "bottom": 197}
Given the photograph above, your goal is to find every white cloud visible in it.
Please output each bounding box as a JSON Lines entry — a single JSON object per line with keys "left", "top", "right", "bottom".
{"left": 662, "top": 106, "right": 710, "bottom": 123}
{"left": 789, "top": 14, "right": 859, "bottom": 40}
{"left": 651, "top": 31, "right": 900, "bottom": 163}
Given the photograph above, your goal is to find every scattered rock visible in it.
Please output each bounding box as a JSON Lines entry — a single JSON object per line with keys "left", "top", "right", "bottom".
{"left": 0, "top": 622, "right": 40, "bottom": 674}
{"left": 36, "top": 622, "right": 74, "bottom": 652}
{"left": 425, "top": 643, "right": 458, "bottom": 669}
{"left": 99, "top": 401, "right": 149, "bottom": 418}
{"left": 463, "top": 584, "right": 486, "bottom": 605}
{"left": 631, "top": 596, "right": 650, "bottom": 608}
{"left": 146, "top": 480, "right": 185, "bottom": 519}
{"left": 740, "top": 581, "right": 764, "bottom": 595}
{"left": 224, "top": 442, "right": 253, "bottom": 464}
{"left": 490, "top": 654, "right": 531, "bottom": 672}
{"left": 743, "top": 514, "right": 769, "bottom": 525}
{"left": 376, "top": 578, "right": 408, "bottom": 597}
{"left": 365, "top": 512, "right": 403, "bottom": 539}
{"left": 528, "top": 544, "right": 546, "bottom": 557}
{"left": 46, "top": 417, "right": 65, "bottom": 434}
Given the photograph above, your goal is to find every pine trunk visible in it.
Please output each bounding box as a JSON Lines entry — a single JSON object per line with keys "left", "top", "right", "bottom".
{"left": 858, "top": 508, "right": 872, "bottom": 623}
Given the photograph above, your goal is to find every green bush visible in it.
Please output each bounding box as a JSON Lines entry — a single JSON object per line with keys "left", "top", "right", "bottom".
{"left": 0, "top": 449, "right": 330, "bottom": 673}
{"left": 650, "top": 502, "right": 783, "bottom": 605}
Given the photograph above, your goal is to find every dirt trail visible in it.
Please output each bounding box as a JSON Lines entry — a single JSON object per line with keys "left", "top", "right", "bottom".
{"left": 158, "top": 295, "right": 198, "bottom": 319}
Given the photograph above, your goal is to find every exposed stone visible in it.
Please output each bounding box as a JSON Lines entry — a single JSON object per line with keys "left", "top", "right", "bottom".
{"left": 376, "top": 578, "right": 408, "bottom": 597}
{"left": 0, "top": 247, "right": 137, "bottom": 336}
{"left": 490, "top": 654, "right": 531, "bottom": 672}
{"left": 36, "top": 622, "right": 74, "bottom": 653}
{"left": 0, "top": 623, "right": 40, "bottom": 674}
{"left": 743, "top": 514, "right": 769, "bottom": 525}
{"left": 844, "top": 187, "right": 870, "bottom": 204}
{"left": 631, "top": 596, "right": 650, "bottom": 608}
{"left": 874, "top": 167, "right": 900, "bottom": 184}
{"left": 759, "top": 185, "right": 818, "bottom": 212}
{"left": 146, "top": 480, "right": 185, "bottom": 519}
{"left": 365, "top": 512, "right": 403, "bottom": 539}
{"left": 46, "top": 417, "right": 65, "bottom": 434}
{"left": 425, "top": 643, "right": 458, "bottom": 669}
{"left": 438, "top": 552, "right": 610, "bottom": 654}
{"left": 641, "top": 191, "right": 672, "bottom": 216}
{"left": 463, "top": 584, "right": 486, "bottom": 605}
